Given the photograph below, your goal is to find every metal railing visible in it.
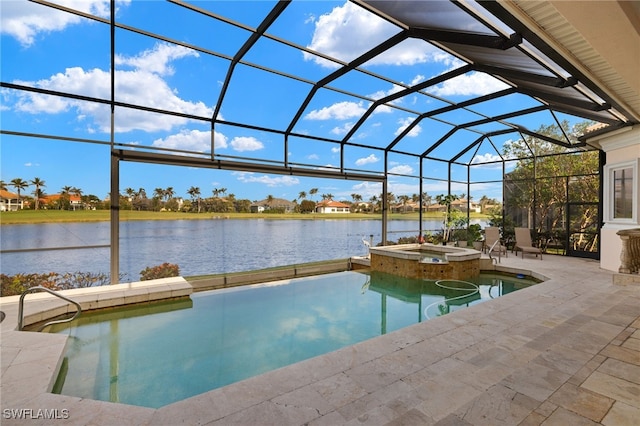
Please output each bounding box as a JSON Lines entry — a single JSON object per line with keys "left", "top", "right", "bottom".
{"left": 18, "top": 286, "right": 82, "bottom": 331}
{"left": 487, "top": 240, "right": 503, "bottom": 263}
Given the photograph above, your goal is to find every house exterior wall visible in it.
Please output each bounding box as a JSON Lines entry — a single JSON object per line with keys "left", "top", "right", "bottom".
{"left": 589, "top": 126, "right": 640, "bottom": 272}
{"left": 317, "top": 206, "right": 350, "bottom": 213}
{"left": 0, "top": 191, "right": 23, "bottom": 211}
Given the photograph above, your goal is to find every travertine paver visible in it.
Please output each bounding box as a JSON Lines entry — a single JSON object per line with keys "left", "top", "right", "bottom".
{"left": 602, "top": 401, "right": 640, "bottom": 425}
{"left": 1, "top": 257, "right": 639, "bottom": 425}
{"left": 548, "top": 383, "right": 614, "bottom": 422}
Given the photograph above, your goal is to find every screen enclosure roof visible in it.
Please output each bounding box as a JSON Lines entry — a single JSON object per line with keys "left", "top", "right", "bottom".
{"left": 2, "top": 0, "right": 638, "bottom": 179}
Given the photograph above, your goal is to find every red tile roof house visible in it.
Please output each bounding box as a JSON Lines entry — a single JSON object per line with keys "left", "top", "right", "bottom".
{"left": 315, "top": 200, "right": 351, "bottom": 214}
{"left": 41, "top": 193, "right": 83, "bottom": 210}
{"left": 0, "top": 189, "right": 24, "bottom": 211}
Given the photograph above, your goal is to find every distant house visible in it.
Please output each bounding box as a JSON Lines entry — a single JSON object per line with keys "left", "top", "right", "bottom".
{"left": 250, "top": 197, "right": 296, "bottom": 213}
{"left": 428, "top": 199, "right": 481, "bottom": 213}
{"left": 41, "top": 193, "right": 83, "bottom": 210}
{"left": 427, "top": 203, "right": 447, "bottom": 213}
{"left": 391, "top": 201, "right": 420, "bottom": 213}
{"left": 315, "top": 200, "right": 351, "bottom": 214}
{"left": 451, "top": 199, "right": 481, "bottom": 213}
{"left": 0, "top": 189, "right": 23, "bottom": 211}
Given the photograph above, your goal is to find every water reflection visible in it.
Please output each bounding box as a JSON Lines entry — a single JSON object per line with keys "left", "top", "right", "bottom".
{"left": 48, "top": 271, "right": 534, "bottom": 408}
{"left": 2, "top": 219, "right": 486, "bottom": 279}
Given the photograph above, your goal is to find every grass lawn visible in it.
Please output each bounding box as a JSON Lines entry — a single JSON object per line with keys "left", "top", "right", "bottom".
{"left": 0, "top": 209, "right": 488, "bottom": 225}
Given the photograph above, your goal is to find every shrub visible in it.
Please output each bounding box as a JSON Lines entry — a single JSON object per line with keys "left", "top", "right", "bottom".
{"left": 0, "top": 272, "right": 125, "bottom": 297}
{"left": 56, "top": 272, "right": 113, "bottom": 290}
{"left": 139, "top": 263, "right": 180, "bottom": 281}
{"left": 1, "top": 273, "right": 59, "bottom": 296}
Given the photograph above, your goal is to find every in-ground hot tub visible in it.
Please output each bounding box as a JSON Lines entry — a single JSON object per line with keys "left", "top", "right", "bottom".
{"left": 369, "top": 243, "right": 481, "bottom": 280}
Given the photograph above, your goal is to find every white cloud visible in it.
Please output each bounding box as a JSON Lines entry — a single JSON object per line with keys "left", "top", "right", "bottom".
{"left": 395, "top": 117, "right": 421, "bottom": 137}
{"left": 387, "top": 181, "right": 419, "bottom": 195}
{"left": 355, "top": 154, "right": 379, "bottom": 166}
{"left": 1, "top": 0, "right": 129, "bottom": 47}
{"left": 331, "top": 122, "right": 354, "bottom": 135}
{"left": 7, "top": 43, "right": 212, "bottom": 133}
{"left": 235, "top": 172, "right": 300, "bottom": 187}
{"left": 304, "top": 2, "right": 443, "bottom": 69}
{"left": 115, "top": 43, "right": 197, "bottom": 76}
{"left": 431, "top": 72, "right": 509, "bottom": 97}
{"left": 331, "top": 147, "right": 340, "bottom": 153}
{"left": 230, "top": 136, "right": 264, "bottom": 152}
{"left": 410, "top": 75, "right": 425, "bottom": 86}
{"left": 305, "top": 101, "right": 366, "bottom": 120}
{"left": 152, "top": 129, "right": 227, "bottom": 151}
{"left": 350, "top": 181, "right": 382, "bottom": 199}
{"left": 388, "top": 164, "right": 413, "bottom": 175}
{"left": 471, "top": 152, "right": 502, "bottom": 165}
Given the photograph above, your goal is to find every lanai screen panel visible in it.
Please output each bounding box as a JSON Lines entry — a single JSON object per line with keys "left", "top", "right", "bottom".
{"left": 2, "top": 0, "right": 637, "bottom": 278}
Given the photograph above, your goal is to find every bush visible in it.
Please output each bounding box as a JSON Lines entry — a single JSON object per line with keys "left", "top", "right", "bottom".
{"left": 0, "top": 271, "right": 115, "bottom": 297}
{"left": 139, "top": 263, "right": 180, "bottom": 281}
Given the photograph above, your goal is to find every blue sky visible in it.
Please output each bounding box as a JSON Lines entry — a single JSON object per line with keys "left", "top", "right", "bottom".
{"left": 0, "top": 0, "right": 582, "bottom": 203}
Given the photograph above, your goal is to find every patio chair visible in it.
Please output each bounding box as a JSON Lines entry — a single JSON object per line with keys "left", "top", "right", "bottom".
{"left": 484, "top": 227, "right": 507, "bottom": 257}
{"left": 514, "top": 227, "right": 543, "bottom": 259}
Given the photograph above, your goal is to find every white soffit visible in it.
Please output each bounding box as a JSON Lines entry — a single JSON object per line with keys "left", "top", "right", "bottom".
{"left": 504, "top": 0, "right": 640, "bottom": 123}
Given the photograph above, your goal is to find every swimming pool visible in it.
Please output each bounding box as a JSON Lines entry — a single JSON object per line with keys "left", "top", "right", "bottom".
{"left": 49, "top": 270, "right": 539, "bottom": 408}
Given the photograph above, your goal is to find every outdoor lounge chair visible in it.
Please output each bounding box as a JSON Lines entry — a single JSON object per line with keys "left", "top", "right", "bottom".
{"left": 514, "top": 227, "right": 543, "bottom": 259}
{"left": 484, "top": 227, "right": 507, "bottom": 257}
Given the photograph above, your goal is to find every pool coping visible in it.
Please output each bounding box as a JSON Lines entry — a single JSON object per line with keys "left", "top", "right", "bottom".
{"left": 0, "top": 277, "right": 192, "bottom": 418}
{"left": 1, "top": 258, "right": 637, "bottom": 425}
{"left": 0, "top": 264, "right": 539, "bottom": 413}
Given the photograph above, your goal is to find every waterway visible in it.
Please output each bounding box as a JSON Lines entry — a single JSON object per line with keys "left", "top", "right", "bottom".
{"left": 1, "top": 218, "right": 486, "bottom": 281}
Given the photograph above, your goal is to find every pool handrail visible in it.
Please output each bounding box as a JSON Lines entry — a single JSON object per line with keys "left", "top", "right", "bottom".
{"left": 488, "top": 240, "right": 502, "bottom": 263}
{"left": 18, "top": 286, "right": 82, "bottom": 331}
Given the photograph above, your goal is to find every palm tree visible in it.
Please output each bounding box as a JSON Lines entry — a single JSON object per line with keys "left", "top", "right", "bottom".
{"left": 10, "top": 178, "right": 29, "bottom": 209}
{"left": 479, "top": 195, "right": 490, "bottom": 213}
{"left": 60, "top": 185, "right": 73, "bottom": 210}
{"left": 136, "top": 188, "right": 147, "bottom": 211}
{"left": 31, "top": 177, "right": 46, "bottom": 210}
{"left": 153, "top": 188, "right": 164, "bottom": 202}
{"left": 369, "top": 195, "right": 378, "bottom": 213}
{"left": 71, "top": 187, "right": 82, "bottom": 210}
{"left": 0, "top": 180, "right": 7, "bottom": 191}
{"left": 309, "top": 188, "right": 318, "bottom": 201}
{"left": 351, "top": 193, "right": 362, "bottom": 212}
{"left": 125, "top": 187, "right": 135, "bottom": 210}
{"left": 298, "top": 191, "right": 307, "bottom": 201}
{"left": 187, "top": 186, "right": 201, "bottom": 213}
{"left": 422, "top": 192, "right": 432, "bottom": 210}
{"left": 398, "top": 194, "right": 410, "bottom": 213}
{"left": 164, "top": 187, "right": 175, "bottom": 203}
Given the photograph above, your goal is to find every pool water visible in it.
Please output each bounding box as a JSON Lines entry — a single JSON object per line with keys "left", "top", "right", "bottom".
{"left": 49, "top": 271, "right": 538, "bottom": 408}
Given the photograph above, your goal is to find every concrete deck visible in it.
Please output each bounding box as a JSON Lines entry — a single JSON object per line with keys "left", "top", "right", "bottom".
{"left": 1, "top": 256, "right": 639, "bottom": 425}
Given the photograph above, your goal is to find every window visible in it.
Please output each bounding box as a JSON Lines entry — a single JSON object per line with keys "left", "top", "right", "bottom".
{"left": 614, "top": 167, "right": 633, "bottom": 218}
{"left": 605, "top": 160, "right": 639, "bottom": 224}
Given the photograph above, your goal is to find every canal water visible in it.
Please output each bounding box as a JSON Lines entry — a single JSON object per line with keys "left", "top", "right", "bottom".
{"left": 1, "top": 218, "right": 486, "bottom": 280}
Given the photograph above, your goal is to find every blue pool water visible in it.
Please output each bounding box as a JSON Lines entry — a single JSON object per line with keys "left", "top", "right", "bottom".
{"left": 49, "top": 271, "right": 538, "bottom": 408}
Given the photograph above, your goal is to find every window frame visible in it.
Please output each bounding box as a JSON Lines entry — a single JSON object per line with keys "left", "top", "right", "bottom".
{"left": 604, "top": 159, "right": 639, "bottom": 224}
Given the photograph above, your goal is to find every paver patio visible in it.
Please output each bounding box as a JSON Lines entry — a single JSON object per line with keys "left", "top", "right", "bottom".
{"left": 1, "top": 255, "right": 638, "bottom": 425}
